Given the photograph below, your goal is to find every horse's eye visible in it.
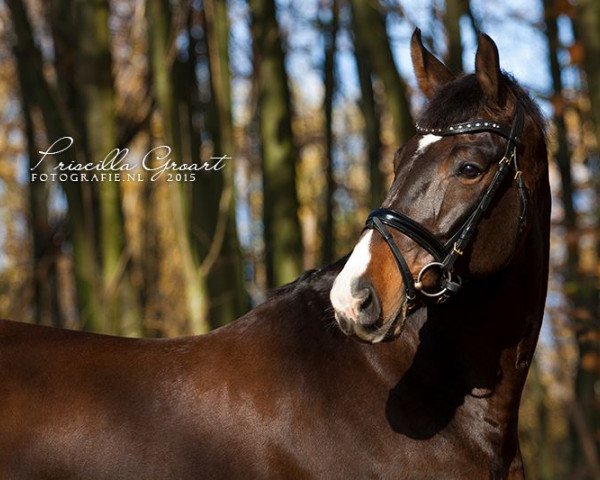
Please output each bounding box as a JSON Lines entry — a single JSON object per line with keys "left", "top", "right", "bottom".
{"left": 458, "top": 163, "right": 483, "bottom": 179}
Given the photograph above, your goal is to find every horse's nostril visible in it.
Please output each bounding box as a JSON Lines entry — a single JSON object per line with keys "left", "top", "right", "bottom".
{"left": 355, "top": 285, "right": 381, "bottom": 329}
{"left": 359, "top": 288, "right": 373, "bottom": 311}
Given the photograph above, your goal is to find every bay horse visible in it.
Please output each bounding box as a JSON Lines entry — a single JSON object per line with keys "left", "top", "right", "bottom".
{"left": 0, "top": 30, "right": 549, "bottom": 479}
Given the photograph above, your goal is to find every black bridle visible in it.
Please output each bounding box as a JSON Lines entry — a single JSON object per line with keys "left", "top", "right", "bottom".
{"left": 364, "top": 104, "right": 527, "bottom": 312}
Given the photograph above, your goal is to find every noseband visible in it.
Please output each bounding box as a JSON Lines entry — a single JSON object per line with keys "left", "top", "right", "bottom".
{"left": 365, "top": 104, "right": 527, "bottom": 312}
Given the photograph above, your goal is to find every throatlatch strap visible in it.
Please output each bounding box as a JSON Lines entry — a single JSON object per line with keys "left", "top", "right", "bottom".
{"left": 516, "top": 174, "right": 528, "bottom": 227}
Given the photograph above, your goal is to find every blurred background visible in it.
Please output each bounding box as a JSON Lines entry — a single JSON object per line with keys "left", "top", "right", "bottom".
{"left": 0, "top": 0, "right": 598, "bottom": 477}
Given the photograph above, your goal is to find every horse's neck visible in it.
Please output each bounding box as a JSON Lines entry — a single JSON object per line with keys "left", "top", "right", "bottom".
{"left": 384, "top": 237, "right": 546, "bottom": 440}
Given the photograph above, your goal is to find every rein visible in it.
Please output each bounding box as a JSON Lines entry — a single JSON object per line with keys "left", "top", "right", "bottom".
{"left": 364, "top": 104, "right": 527, "bottom": 323}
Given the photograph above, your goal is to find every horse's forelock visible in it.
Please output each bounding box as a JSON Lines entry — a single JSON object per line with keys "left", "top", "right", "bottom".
{"left": 417, "top": 73, "right": 546, "bottom": 140}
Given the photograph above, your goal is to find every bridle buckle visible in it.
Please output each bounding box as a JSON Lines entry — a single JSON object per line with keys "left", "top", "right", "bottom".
{"left": 452, "top": 242, "right": 464, "bottom": 256}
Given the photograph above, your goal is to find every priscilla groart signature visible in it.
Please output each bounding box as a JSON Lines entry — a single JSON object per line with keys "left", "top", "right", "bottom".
{"left": 30, "top": 137, "right": 229, "bottom": 182}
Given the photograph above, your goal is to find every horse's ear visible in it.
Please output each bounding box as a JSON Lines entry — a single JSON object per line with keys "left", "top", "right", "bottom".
{"left": 475, "top": 33, "right": 502, "bottom": 104}
{"left": 410, "top": 28, "right": 455, "bottom": 98}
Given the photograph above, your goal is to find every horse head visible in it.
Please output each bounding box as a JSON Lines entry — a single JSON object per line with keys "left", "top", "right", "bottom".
{"left": 330, "top": 29, "right": 548, "bottom": 343}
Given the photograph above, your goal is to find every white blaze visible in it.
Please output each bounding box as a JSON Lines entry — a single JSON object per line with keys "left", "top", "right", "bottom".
{"left": 330, "top": 231, "right": 373, "bottom": 317}
{"left": 416, "top": 134, "right": 442, "bottom": 154}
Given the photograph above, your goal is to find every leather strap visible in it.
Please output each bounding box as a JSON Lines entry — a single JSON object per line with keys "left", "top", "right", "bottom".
{"left": 368, "top": 217, "right": 417, "bottom": 301}
{"left": 416, "top": 120, "right": 512, "bottom": 140}
{"left": 366, "top": 209, "right": 446, "bottom": 261}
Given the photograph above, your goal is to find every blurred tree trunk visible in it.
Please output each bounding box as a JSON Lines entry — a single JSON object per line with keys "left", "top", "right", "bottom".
{"left": 140, "top": 132, "right": 161, "bottom": 336}
{"left": 545, "top": 0, "right": 577, "bottom": 268}
{"left": 184, "top": 8, "right": 219, "bottom": 327}
{"left": 17, "top": 71, "right": 62, "bottom": 328}
{"left": 147, "top": 0, "right": 210, "bottom": 334}
{"left": 203, "top": 0, "right": 249, "bottom": 324}
{"left": 77, "top": 0, "right": 141, "bottom": 335}
{"left": 43, "top": 0, "right": 103, "bottom": 331}
{"left": 7, "top": 0, "right": 103, "bottom": 331}
{"left": 349, "top": 0, "right": 414, "bottom": 147}
{"left": 444, "top": 0, "right": 463, "bottom": 73}
{"left": 577, "top": 0, "right": 600, "bottom": 147}
{"left": 177, "top": 10, "right": 206, "bottom": 264}
{"left": 528, "top": 360, "right": 554, "bottom": 479}
{"left": 45, "top": 0, "right": 84, "bottom": 143}
{"left": 572, "top": 1, "right": 600, "bottom": 475}
{"left": 250, "top": 0, "right": 303, "bottom": 288}
{"left": 321, "top": 0, "right": 338, "bottom": 265}
{"left": 351, "top": 7, "right": 383, "bottom": 208}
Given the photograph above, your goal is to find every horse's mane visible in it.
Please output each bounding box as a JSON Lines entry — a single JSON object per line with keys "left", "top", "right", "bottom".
{"left": 417, "top": 73, "right": 546, "bottom": 140}
{"left": 264, "top": 256, "right": 348, "bottom": 300}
